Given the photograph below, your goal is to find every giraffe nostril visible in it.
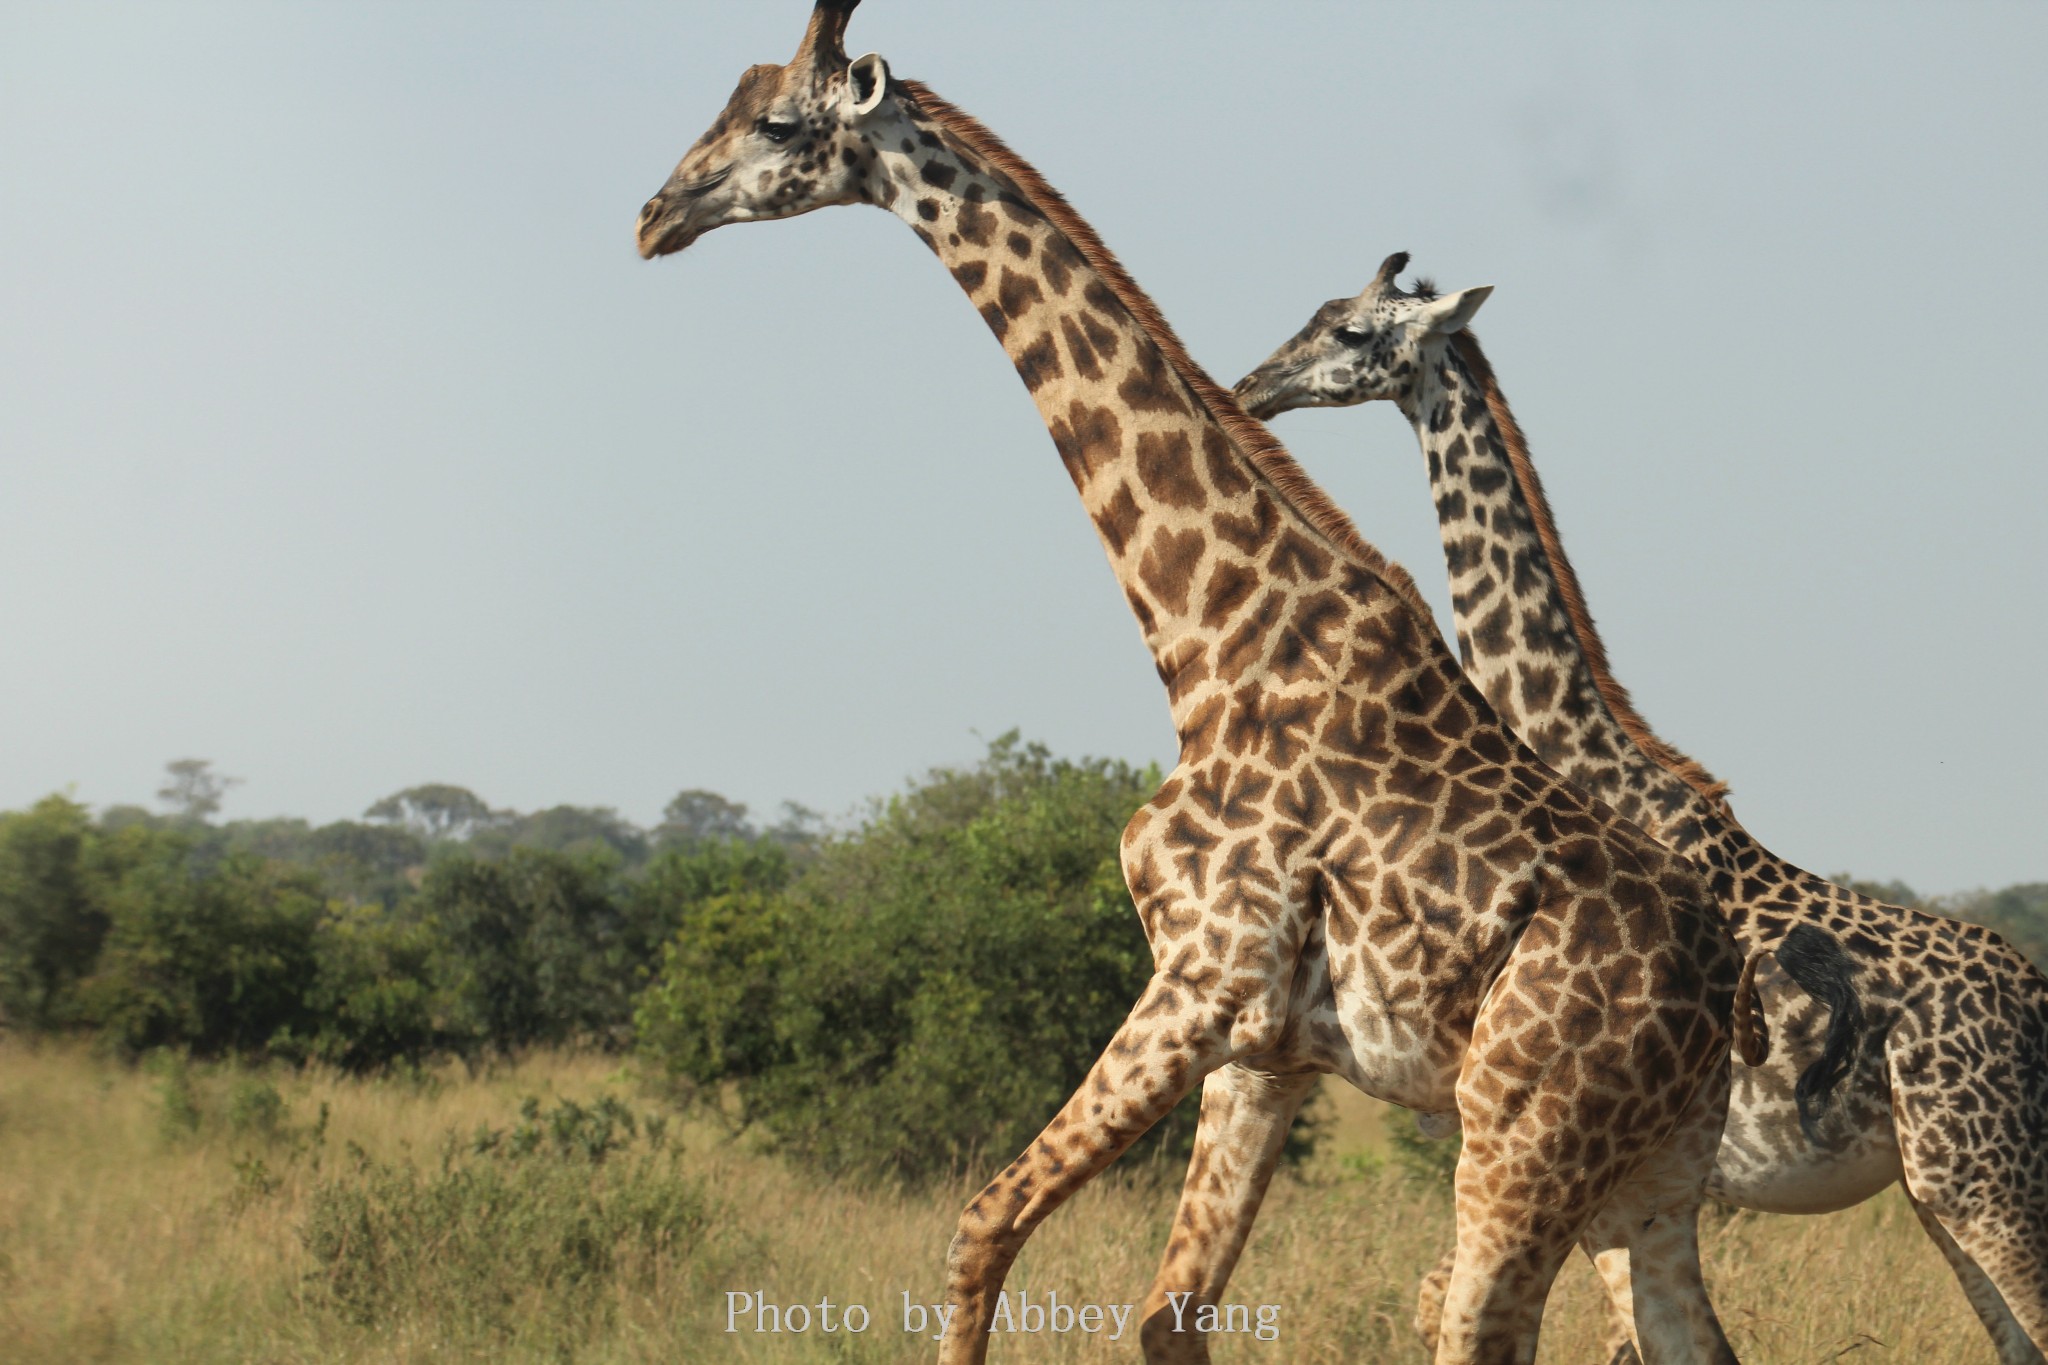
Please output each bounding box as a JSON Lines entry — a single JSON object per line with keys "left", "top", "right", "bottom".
{"left": 640, "top": 196, "right": 664, "bottom": 223}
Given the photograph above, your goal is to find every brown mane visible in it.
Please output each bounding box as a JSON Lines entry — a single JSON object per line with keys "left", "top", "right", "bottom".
{"left": 1448, "top": 329, "right": 1736, "bottom": 818}
{"left": 898, "top": 80, "right": 1437, "bottom": 628}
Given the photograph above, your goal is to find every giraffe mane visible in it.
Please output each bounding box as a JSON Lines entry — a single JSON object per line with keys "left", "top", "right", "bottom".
{"left": 1447, "top": 329, "right": 1737, "bottom": 818}
{"left": 899, "top": 80, "right": 1437, "bottom": 627}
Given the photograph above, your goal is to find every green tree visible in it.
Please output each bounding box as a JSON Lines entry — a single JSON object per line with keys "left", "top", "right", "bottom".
{"left": 157, "top": 758, "right": 239, "bottom": 822}
{"left": 625, "top": 836, "right": 793, "bottom": 956}
{"left": 655, "top": 790, "right": 755, "bottom": 849}
{"left": 636, "top": 734, "right": 1211, "bottom": 1180}
{"left": 301, "top": 901, "right": 465, "bottom": 1070}
{"left": 473, "top": 805, "right": 649, "bottom": 867}
{"left": 80, "top": 830, "right": 323, "bottom": 1057}
{"left": 0, "top": 795, "right": 110, "bottom": 1029}
{"left": 417, "top": 848, "right": 634, "bottom": 1050}
{"left": 304, "top": 820, "right": 428, "bottom": 908}
{"left": 364, "top": 784, "right": 501, "bottom": 843}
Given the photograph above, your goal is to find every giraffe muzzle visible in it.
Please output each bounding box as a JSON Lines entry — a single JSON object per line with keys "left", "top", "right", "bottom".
{"left": 636, "top": 195, "right": 697, "bottom": 260}
{"left": 1232, "top": 374, "right": 1284, "bottom": 421}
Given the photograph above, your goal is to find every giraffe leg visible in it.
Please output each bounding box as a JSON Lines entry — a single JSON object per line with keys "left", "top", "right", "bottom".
{"left": 1892, "top": 1036, "right": 2048, "bottom": 1363}
{"left": 1432, "top": 1095, "right": 1616, "bottom": 1365}
{"left": 1432, "top": 1244, "right": 1629, "bottom": 1363}
{"left": 1414, "top": 1245, "right": 1457, "bottom": 1355}
{"left": 937, "top": 971, "right": 1245, "bottom": 1365}
{"left": 1424, "top": 1242, "right": 1640, "bottom": 1365}
{"left": 1136, "top": 1064, "right": 1317, "bottom": 1363}
{"left": 1563, "top": 1239, "right": 1641, "bottom": 1365}
{"left": 1900, "top": 1187, "right": 2045, "bottom": 1364}
{"left": 1576, "top": 1070, "right": 1737, "bottom": 1365}
{"left": 1431, "top": 1194, "right": 1581, "bottom": 1365}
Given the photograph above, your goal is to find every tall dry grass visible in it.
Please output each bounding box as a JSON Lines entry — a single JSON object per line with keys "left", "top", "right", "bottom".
{"left": 0, "top": 1042, "right": 1990, "bottom": 1362}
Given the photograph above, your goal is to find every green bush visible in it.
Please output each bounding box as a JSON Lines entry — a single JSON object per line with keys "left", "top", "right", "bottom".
{"left": 415, "top": 848, "right": 636, "bottom": 1051}
{"left": 80, "top": 832, "right": 323, "bottom": 1057}
{"left": 0, "top": 795, "right": 111, "bottom": 1029}
{"left": 226, "top": 1076, "right": 289, "bottom": 1139}
{"left": 637, "top": 734, "right": 1220, "bottom": 1181}
{"left": 634, "top": 890, "right": 793, "bottom": 1099}
{"left": 298, "top": 901, "right": 466, "bottom": 1071}
{"left": 152, "top": 1051, "right": 204, "bottom": 1142}
{"left": 301, "top": 1096, "right": 708, "bottom": 1338}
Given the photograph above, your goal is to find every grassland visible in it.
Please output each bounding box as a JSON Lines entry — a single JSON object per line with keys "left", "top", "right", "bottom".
{"left": 0, "top": 1043, "right": 1988, "bottom": 1363}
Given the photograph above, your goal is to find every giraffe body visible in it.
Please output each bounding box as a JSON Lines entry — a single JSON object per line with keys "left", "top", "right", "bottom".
{"left": 1236, "top": 256, "right": 2048, "bottom": 1362}
{"left": 635, "top": 9, "right": 1757, "bottom": 1360}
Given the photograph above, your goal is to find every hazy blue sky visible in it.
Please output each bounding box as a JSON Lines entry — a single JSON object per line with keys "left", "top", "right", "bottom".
{"left": 4, "top": 2, "right": 2044, "bottom": 893}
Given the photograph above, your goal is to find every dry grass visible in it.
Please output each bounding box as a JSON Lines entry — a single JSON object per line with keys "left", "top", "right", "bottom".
{"left": 0, "top": 1042, "right": 1990, "bottom": 1363}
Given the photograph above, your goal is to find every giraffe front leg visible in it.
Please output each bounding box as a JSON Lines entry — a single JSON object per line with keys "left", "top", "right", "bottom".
{"left": 1137, "top": 1064, "right": 1317, "bottom": 1364}
{"left": 937, "top": 971, "right": 1245, "bottom": 1365}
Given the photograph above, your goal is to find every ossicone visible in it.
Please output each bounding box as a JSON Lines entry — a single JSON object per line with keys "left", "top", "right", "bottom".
{"left": 799, "top": 0, "right": 863, "bottom": 69}
{"left": 1367, "top": 251, "right": 1411, "bottom": 294}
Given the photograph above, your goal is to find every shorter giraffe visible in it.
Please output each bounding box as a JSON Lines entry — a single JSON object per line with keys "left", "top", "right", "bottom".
{"left": 1234, "top": 254, "right": 2048, "bottom": 1363}
{"left": 632, "top": 7, "right": 1766, "bottom": 1362}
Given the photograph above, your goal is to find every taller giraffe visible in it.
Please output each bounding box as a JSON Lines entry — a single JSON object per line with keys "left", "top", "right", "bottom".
{"left": 635, "top": 7, "right": 1759, "bottom": 1361}
{"left": 1235, "top": 255, "right": 2048, "bottom": 1364}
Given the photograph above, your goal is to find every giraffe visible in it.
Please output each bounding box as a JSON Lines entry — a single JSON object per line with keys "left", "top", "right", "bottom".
{"left": 634, "top": 7, "right": 1765, "bottom": 1360}
{"left": 1234, "top": 253, "right": 2048, "bottom": 1364}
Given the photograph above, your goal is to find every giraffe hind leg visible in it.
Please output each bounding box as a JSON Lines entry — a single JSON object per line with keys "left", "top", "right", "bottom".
{"left": 1893, "top": 1015, "right": 2048, "bottom": 1362}
{"left": 1903, "top": 1186, "right": 2048, "bottom": 1363}
{"left": 1136, "top": 1064, "right": 1316, "bottom": 1364}
{"left": 1415, "top": 1245, "right": 1457, "bottom": 1356}
{"left": 1421, "top": 1243, "right": 1644, "bottom": 1364}
{"left": 1575, "top": 1070, "right": 1738, "bottom": 1365}
{"left": 938, "top": 970, "right": 1247, "bottom": 1365}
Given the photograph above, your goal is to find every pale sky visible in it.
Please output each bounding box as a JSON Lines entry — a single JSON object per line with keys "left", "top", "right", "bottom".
{"left": 4, "top": 2, "right": 2044, "bottom": 893}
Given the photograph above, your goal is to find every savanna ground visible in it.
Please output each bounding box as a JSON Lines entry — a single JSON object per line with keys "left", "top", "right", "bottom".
{"left": 0, "top": 1043, "right": 1987, "bottom": 1364}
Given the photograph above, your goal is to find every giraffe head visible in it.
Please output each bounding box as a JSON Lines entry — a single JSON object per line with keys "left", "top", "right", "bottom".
{"left": 1233, "top": 253, "right": 1492, "bottom": 420}
{"left": 635, "top": 1, "right": 895, "bottom": 258}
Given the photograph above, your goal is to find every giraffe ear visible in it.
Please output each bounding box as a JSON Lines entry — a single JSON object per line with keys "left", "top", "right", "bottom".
{"left": 1417, "top": 285, "right": 1493, "bottom": 335}
{"left": 846, "top": 52, "right": 890, "bottom": 118}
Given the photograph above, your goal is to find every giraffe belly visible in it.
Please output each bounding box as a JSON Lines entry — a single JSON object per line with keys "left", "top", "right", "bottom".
{"left": 1708, "top": 1071, "right": 1903, "bottom": 1214}
{"left": 1259, "top": 926, "right": 1462, "bottom": 1114}
{"left": 1708, "top": 1134, "right": 1901, "bottom": 1214}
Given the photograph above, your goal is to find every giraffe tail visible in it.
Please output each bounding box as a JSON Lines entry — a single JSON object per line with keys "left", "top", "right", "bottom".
{"left": 1772, "top": 924, "right": 1866, "bottom": 1143}
{"left": 1732, "top": 949, "right": 1770, "bottom": 1067}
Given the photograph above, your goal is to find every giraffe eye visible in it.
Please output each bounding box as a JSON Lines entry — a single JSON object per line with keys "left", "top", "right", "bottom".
{"left": 758, "top": 119, "right": 799, "bottom": 144}
{"left": 1333, "top": 327, "right": 1369, "bottom": 347}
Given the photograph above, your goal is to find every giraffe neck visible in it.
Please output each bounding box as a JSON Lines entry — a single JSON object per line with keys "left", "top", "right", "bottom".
{"left": 867, "top": 84, "right": 1436, "bottom": 735}
{"left": 1401, "top": 333, "right": 1733, "bottom": 852}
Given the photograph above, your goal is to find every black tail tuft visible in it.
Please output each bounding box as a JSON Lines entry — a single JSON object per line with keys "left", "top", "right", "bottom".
{"left": 1773, "top": 924, "right": 1866, "bottom": 1142}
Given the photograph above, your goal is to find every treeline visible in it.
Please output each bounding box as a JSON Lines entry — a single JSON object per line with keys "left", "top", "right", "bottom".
{"left": 0, "top": 737, "right": 1198, "bottom": 1177}
{"left": 4, "top": 744, "right": 2043, "bottom": 1179}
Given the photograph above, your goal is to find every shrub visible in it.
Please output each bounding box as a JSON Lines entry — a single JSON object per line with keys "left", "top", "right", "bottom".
{"left": 416, "top": 848, "right": 635, "bottom": 1051}
{"left": 226, "top": 1076, "right": 289, "bottom": 1139}
{"left": 80, "top": 832, "right": 323, "bottom": 1057}
{"left": 300, "top": 1096, "right": 708, "bottom": 1338}
{"left": 637, "top": 734, "right": 1229, "bottom": 1181}
{"left": 0, "top": 795, "right": 110, "bottom": 1030}
{"left": 152, "top": 1051, "right": 204, "bottom": 1142}
{"left": 298, "top": 901, "right": 467, "bottom": 1071}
